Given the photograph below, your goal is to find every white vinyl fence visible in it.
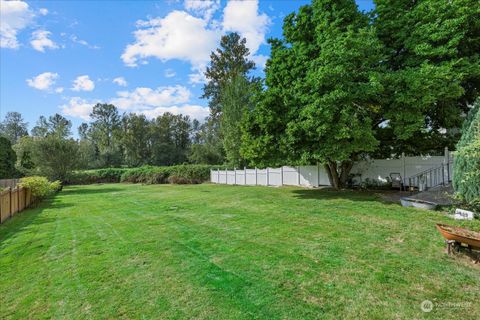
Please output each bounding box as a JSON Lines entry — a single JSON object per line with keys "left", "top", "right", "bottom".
{"left": 211, "top": 149, "right": 453, "bottom": 188}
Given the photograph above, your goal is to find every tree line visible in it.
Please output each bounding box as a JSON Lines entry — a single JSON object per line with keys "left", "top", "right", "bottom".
{"left": 0, "top": 107, "right": 222, "bottom": 181}
{"left": 1, "top": 0, "right": 479, "bottom": 189}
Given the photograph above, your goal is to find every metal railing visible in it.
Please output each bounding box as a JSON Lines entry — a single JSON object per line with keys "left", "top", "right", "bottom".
{"left": 407, "top": 161, "right": 452, "bottom": 192}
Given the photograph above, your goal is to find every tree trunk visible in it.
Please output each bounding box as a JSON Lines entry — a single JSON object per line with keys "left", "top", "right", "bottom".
{"left": 339, "top": 160, "right": 354, "bottom": 187}
{"left": 325, "top": 159, "right": 354, "bottom": 189}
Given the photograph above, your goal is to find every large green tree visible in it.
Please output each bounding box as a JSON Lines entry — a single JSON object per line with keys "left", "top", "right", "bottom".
{"left": 242, "top": 0, "right": 385, "bottom": 188}
{"left": 188, "top": 117, "right": 224, "bottom": 165}
{"left": 150, "top": 113, "right": 192, "bottom": 166}
{"left": 201, "top": 32, "right": 259, "bottom": 165}
{"left": 220, "top": 74, "right": 259, "bottom": 166}
{"left": 88, "top": 104, "right": 123, "bottom": 167}
{"left": 202, "top": 32, "right": 257, "bottom": 120}
{"left": 121, "top": 113, "right": 152, "bottom": 167}
{"left": 31, "top": 114, "right": 72, "bottom": 138}
{"left": 373, "top": 0, "right": 480, "bottom": 156}
{"left": 30, "top": 135, "right": 79, "bottom": 181}
{"left": 0, "top": 112, "right": 28, "bottom": 144}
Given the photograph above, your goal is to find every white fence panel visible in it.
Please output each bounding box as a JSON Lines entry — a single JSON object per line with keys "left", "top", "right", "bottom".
{"left": 236, "top": 170, "right": 246, "bottom": 185}
{"left": 283, "top": 166, "right": 299, "bottom": 186}
{"left": 299, "top": 166, "right": 317, "bottom": 186}
{"left": 210, "top": 150, "right": 452, "bottom": 188}
{"left": 268, "top": 168, "right": 282, "bottom": 186}
{"left": 257, "top": 169, "right": 267, "bottom": 186}
{"left": 245, "top": 169, "right": 256, "bottom": 185}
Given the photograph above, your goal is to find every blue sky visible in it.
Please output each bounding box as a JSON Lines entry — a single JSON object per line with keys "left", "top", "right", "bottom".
{"left": 0, "top": 0, "right": 374, "bottom": 135}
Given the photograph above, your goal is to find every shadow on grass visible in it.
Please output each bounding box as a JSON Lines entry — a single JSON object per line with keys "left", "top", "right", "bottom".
{"left": 0, "top": 197, "right": 58, "bottom": 247}
{"left": 290, "top": 188, "right": 400, "bottom": 205}
{"left": 61, "top": 186, "right": 124, "bottom": 196}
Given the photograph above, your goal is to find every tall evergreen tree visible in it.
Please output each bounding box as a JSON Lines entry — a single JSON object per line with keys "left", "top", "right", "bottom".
{"left": 202, "top": 32, "right": 259, "bottom": 165}
{"left": 88, "top": 104, "right": 123, "bottom": 167}
{"left": 121, "top": 113, "right": 152, "bottom": 167}
{"left": 31, "top": 114, "right": 72, "bottom": 138}
{"left": 202, "top": 32, "right": 257, "bottom": 120}
{"left": 0, "top": 112, "right": 28, "bottom": 144}
{"left": 221, "top": 74, "right": 259, "bottom": 166}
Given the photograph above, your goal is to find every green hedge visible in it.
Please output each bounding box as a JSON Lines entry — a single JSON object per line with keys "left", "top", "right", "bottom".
{"left": 66, "top": 165, "right": 214, "bottom": 185}
{"left": 453, "top": 100, "right": 480, "bottom": 213}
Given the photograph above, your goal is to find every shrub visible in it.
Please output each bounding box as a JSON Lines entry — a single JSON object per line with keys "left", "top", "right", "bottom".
{"left": 169, "top": 164, "right": 211, "bottom": 183}
{"left": 66, "top": 168, "right": 129, "bottom": 184}
{"left": 167, "top": 175, "right": 192, "bottom": 184}
{"left": 453, "top": 99, "right": 480, "bottom": 213}
{"left": 67, "top": 165, "right": 214, "bottom": 185}
{"left": 19, "top": 176, "right": 61, "bottom": 199}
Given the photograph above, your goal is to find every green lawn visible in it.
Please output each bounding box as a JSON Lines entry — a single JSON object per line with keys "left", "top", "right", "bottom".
{"left": 1, "top": 184, "right": 479, "bottom": 319}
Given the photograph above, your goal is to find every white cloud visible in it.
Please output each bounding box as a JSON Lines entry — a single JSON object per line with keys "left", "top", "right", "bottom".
{"left": 111, "top": 85, "right": 191, "bottom": 111}
{"left": 61, "top": 85, "right": 208, "bottom": 121}
{"left": 110, "top": 85, "right": 208, "bottom": 120}
{"left": 60, "top": 97, "right": 95, "bottom": 120}
{"left": 30, "top": 29, "right": 58, "bottom": 52}
{"left": 164, "top": 68, "right": 176, "bottom": 78}
{"left": 121, "top": 1, "right": 270, "bottom": 84}
{"left": 184, "top": 0, "right": 220, "bottom": 22}
{"left": 121, "top": 10, "right": 219, "bottom": 68}
{"left": 70, "top": 34, "right": 100, "bottom": 49}
{"left": 55, "top": 87, "right": 64, "bottom": 93}
{"left": 113, "top": 77, "right": 127, "bottom": 87}
{"left": 0, "top": 0, "right": 34, "bottom": 48}
{"left": 141, "top": 104, "right": 209, "bottom": 120}
{"left": 188, "top": 66, "right": 207, "bottom": 84}
{"left": 71, "top": 75, "right": 95, "bottom": 91}
{"left": 26, "top": 72, "right": 58, "bottom": 91}
{"left": 222, "top": 0, "right": 270, "bottom": 56}
{"left": 39, "top": 8, "right": 48, "bottom": 16}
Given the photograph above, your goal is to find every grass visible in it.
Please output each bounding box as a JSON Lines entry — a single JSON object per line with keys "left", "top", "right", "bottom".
{"left": 1, "top": 183, "right": 479, "bottom": 319}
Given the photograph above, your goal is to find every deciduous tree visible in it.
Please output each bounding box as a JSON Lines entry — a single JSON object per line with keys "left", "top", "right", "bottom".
{"left": 242, "top": 0, "right": 385, "bottom": 188}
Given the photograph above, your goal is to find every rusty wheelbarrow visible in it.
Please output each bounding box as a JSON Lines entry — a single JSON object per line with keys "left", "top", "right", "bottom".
{"left": 436, "top": 224, "right": 480, "bottom": 263}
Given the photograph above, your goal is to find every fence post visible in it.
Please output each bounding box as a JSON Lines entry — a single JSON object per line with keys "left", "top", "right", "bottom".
{"left": 445, "top": 147, "right": 450, "bottom": 182}
{"left": 9, "top": 187, "right": 12, "bottom": 218}
{"left": 442, "top": 163, "right": 445, "bottom": 185}
{"left": 234, "top": 168, "right": 237, "bottom": 185}
{"left": 255, "top": 167, "right": 258, "bottom": 185}
{"left": 402, "top": 152, "right": 406, "bottom": 190}
{"left": 281, "top": 166, "right": 284, "bottom": 186}
{"left": 317, "top": 162, "right": 320, "bottom": 187}
{"left": 297, "top": 166, "right": 301, "bottom": 186}
{"left": 217, "top": 168, "right": 220, "bottom": 183}
{"left": 266, "top": 167, "right": 269, "bottom": 186}
{"left": 244, "top": 167, "right": 246, "bottom": 185}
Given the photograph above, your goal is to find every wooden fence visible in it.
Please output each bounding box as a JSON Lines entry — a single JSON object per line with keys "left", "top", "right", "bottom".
{"left": 0, "top": 179, "right": 20, "bottom": 189}
{"left": 0, "top": 187, "right": 33, "bottom": 224}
